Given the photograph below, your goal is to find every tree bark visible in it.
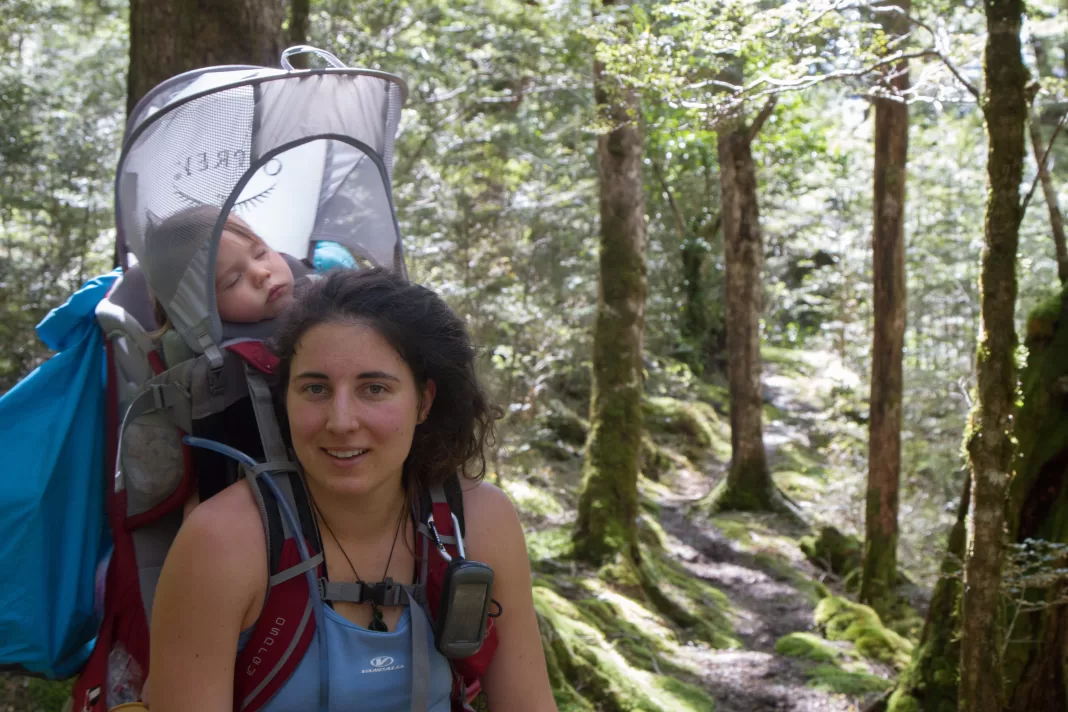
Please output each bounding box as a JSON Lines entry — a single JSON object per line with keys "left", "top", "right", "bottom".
{"left": 127, "top": 0, "right": 288, "bottom": 116}
{"left": 710, "top": 100, "right": 780, "bottom": 513}
{"left": 860, "top": 0, "right": 910, "bottom": 614}
{"left": 959, "top": 2, "right": 1029, "bottom": 710}
{"left": 574, "top": 0, "right": 648, "bottom": 564}
{"left": 1029, "top": 114, "right": 1068, "bottom": 284}
{"left": 887, "top": 477, "right": 969, "bottom": 712}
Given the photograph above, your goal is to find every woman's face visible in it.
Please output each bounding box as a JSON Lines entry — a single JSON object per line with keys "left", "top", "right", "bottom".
{"left": 286, "top": 320, "right": 434, "bottom": 499}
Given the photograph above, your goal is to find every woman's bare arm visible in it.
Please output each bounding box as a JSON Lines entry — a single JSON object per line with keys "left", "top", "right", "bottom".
{"left": 149, "top": 483, "right": 265, "bottom": 712}
{"left": 463, "top": 482, "right": 557, "bottom": 712}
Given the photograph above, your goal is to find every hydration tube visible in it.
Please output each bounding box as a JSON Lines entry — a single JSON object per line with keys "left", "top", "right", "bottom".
{"left": 182, "top": 436, "right": 329, "bottom": 712}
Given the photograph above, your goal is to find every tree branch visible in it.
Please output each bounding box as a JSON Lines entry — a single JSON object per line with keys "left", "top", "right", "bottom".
{"left": 1022, "top": 108, "right": 1068, "bottom": 215}
{"left": 649, "top": 158, "right": 687, "bottom": 239}
{"left": 870, "top": 4, "right": 981, "bottom": 100}
{"left": 746, "top": 96, "right": 778, "bottom": 144}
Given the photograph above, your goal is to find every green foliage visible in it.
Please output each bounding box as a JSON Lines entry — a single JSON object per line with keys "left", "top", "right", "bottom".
{"left": 0, "top": 0, "right": 124, "bottom": 390}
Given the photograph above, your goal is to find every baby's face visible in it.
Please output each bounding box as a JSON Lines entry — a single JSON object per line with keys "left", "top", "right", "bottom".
{"left": 214, "top": 231, "right": 295, "bottom": 323}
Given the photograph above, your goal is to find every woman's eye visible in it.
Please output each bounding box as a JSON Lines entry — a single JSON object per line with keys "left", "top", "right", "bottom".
{"left": 303, "top": 383, "right": 328, "bottom": 396}
{"left": 365, "top": 383, "right": 387, "bottom": 396}
{"left": 256, "top": 250, "right": 269, "bottom": 259}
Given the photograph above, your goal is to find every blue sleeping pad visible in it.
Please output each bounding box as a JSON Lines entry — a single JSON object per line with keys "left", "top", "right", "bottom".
{"left": 0, "top": 270, "right": 119, "bottom": 678}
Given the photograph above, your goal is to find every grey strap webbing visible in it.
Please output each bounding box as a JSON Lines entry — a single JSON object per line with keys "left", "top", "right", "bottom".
{"left": 429, "top": 484, "right": 448, "bottom": 504}
{"left": 318, "top": 579, "right": 426, "bottom": 606}
{"left": 416, "top": 523, "right": 458, "bottom": 545}
{"left": 269, "top": 553, "right": 324, "bottom": 587}
{"left": 243, "top": 367, "right": 301, "bottom": 539}
{"left": 406, "top": 588, "right": 431, "bottom": 712}
{"left": 245, "top": 366, "right": 288, "bottom": 463}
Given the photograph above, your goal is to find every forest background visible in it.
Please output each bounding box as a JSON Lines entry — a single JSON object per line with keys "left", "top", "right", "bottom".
{"left": 2, "top": 0, "right": 1068, "bottom": 710}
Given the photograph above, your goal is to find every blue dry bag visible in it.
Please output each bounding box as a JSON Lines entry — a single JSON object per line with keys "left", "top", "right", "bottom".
{"left": 0, "top": 270, "right": 118, "bottom": 678}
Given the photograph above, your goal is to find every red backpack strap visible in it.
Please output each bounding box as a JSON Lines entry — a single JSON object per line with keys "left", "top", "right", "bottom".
{"left": 421, "top": 479, "right": 500, "bottom": 705}
{"left": 234, "top": 470, "right": 323, "bottom": 712}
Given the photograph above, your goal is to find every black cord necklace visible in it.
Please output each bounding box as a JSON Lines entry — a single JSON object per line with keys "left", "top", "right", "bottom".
{"left": 312, "top": 496, "right": 406, "bottom": 633}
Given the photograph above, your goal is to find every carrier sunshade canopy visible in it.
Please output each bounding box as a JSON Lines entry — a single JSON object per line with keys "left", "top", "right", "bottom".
{"left": 116, "top": 46, "right": 408, "bottom": 358}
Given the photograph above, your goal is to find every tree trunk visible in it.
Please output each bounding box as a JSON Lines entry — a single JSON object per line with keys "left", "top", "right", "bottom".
{"left": 288, "top": 0, "right": 310, "bottom": 47}
{"left": 887, "top": 477, "right": 969, "bottom": 712}
{"left": 710, "top": 100, "right": 781, "bottom": 513}
{"left": 1000, "top": 295, "right": 1068, "bottom": 711}
{"left": 574, "top": 0, "right": 648, "bottom": 564}
{"left": 860, "top": 0, "right": 910, "bottom": 614}
{"left": 127, "top": 0, "right": 287, "bottom": 116}
{"left": 1029, "top": 114, "right": 1068, "bottom": 285}
{"left": 959, "top": 2, "right": 1029, "bottom": 710}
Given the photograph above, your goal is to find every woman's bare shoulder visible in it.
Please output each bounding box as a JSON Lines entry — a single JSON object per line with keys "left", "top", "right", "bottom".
{"left": 458, "top": 480, "right": 524, "bottom": 565}
{"left": 169, "top": 481, "right": 267, "bottom": 593}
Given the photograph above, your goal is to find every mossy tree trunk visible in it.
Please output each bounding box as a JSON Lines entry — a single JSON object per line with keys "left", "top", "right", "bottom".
{"left": 710, "top": 95, "right": 781, "bottom": 513}
{"left": 127, "top": 0, "right": 287, "bottom": 116}
{"left": 959, "top": 2, "right": 1029, "bottom": 710}
{"left": 861, "top": 0, "right": 910, "bottom": 614}
{"left": 1001, "top": 293, "right": 1068, "bottom": 711}
{"left": 574, "top": 0, "right": 648, "bottom": 565}
{"left": 887, "top": 478, "right": 969, "bottom": 712}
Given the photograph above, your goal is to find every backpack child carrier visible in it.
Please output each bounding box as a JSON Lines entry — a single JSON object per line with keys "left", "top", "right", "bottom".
{"left": 72, "top": 46, "right": 497, "bottom": 712}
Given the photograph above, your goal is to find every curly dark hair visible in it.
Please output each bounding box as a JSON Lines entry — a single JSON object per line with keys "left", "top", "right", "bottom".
{"left": 271, "top": 268, "right": 497, "bottom": 491}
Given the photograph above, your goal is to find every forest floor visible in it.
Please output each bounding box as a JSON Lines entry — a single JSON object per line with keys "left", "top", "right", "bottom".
{"left": 649, "top": 350, "right": 895, "bottom": 712}
{"left": 514, "top": 347, "right": 907, "bottom": 711}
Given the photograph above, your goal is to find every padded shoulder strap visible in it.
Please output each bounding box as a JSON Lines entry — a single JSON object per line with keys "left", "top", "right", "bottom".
{"left": 236, "top": 468, "right": 322, "bottom": 712}
{"left": 417, "top": 473, "right": 466, "bottom": 537}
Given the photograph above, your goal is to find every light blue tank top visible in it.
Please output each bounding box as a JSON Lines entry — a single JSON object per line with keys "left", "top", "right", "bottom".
{"left": 238, "top": 605, "right": 453, "bottom": 711}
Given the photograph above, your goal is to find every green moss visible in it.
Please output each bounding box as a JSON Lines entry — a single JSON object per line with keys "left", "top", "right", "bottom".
{"left": 773, "top": 470, "right": 826, "bottom": 499}
{"left": 543, "top": 399, "right": 590, "bottom": 445}
{"left": 593, "top": 524, "right": 739, "bottom": 650}
{"left": 527, "top": 526, "right": 574, "bottom": 569}
{"left": 886, "top": 690, "right": 922, "bottom": 712}
{"left": 805, "top": 664, "right": 894, "bottom": 696}
{"left": 814, "top": 596, "right": 913, "bottom": 669}
{"left": 643, "top": 396, "right": 725, "bottom": 454}
{"left": 694, "top": 382, "right": 729, "bottom": 411}
{"left": 1024, "top": 290, "right": 1065, "bottom": 345}
{"left": 800, "top": 526, "right": 862, "bottom": 577}
{"left": 636, "top": 547, "right": 740, "bottom": 649}
{"left": 504, "top": 478, "right": 566, "bottom": 518}
{"left": 27, "top": 678, "right": 73, "bottom": 712}
{"left": 534, "top": 587, "right": 716, "bottom": 712}
{"left": 775, "top": 632, "right": 842, "bottom": 662}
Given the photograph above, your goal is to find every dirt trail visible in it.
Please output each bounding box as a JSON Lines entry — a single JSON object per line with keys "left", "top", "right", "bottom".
{"left": 649, "top": 351, "right": 888, "bottom": 711}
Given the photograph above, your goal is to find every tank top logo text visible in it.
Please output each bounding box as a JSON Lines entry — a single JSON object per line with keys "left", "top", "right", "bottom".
{"left": 362, "top": 656, "right": 404, "bottom": 674}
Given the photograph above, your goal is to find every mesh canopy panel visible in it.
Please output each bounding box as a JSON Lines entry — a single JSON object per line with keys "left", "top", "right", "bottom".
{"left": 116, "top": 66, "right": 407, "bottom": 355}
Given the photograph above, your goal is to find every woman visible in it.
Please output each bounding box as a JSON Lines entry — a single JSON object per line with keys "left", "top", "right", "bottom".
{"left": 149, "top": 268, "right": 556, "bottom": 711}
